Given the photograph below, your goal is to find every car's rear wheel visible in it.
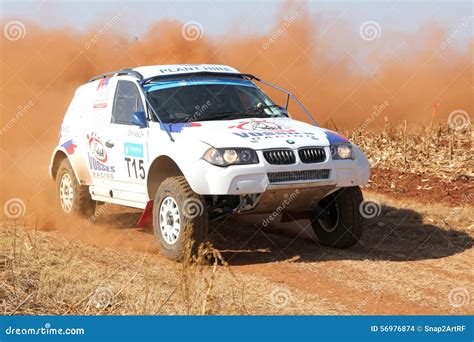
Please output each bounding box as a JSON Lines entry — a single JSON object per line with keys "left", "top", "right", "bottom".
{"left": 56, "top": 159, "right": 96, "bottom": 218}
{"left": 310, "top": 186, "right": 363, "bottom": 248}
{"left": 153, "top": 176, "right": 208, "bottom": 261}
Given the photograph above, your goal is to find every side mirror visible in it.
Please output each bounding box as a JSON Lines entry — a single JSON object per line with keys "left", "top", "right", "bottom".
{"left": 131, "top": 111, "right": 147, "bottom": 128}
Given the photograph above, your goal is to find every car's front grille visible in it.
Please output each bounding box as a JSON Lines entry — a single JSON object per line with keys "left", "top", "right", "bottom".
{"left": 263, "top": 149, "right": 296, "bottom": 165}
{"left": 267, "top": 169, "right": 331, "bottom": 183}
{"left": 298, "top": 147, "right": 326, "bottom": 163}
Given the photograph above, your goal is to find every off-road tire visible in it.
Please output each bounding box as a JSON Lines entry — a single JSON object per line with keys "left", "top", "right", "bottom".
{"left": 310, "top": 186, "right": 363, "bottom": 248}
{"left": 56, "top": 159, "right": 96, "bottom": 218}
{"left": 153, "top": 176, "right": 208, "bottom": 261}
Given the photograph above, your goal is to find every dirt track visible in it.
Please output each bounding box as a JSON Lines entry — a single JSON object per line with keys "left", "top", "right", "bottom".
{"left": 1, "top": 186, "right": 472, "bottom": 315}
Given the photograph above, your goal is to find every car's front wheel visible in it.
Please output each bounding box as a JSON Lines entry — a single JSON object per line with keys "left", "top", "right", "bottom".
{"left": 310, "top": 186, "right": 363, "bottom": 248}
{"left": 56, "top": 159, "right": 96, "bottom": 218}
{"left": 152, "top": 176, "right": 208, "bottom": 261}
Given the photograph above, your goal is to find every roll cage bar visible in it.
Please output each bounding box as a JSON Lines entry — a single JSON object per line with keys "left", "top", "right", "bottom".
{"left": 245, "top": 74, "right": 318, "bottom": 127}
{"left": 87, "top": 69, "right": 318, "bottom": 142}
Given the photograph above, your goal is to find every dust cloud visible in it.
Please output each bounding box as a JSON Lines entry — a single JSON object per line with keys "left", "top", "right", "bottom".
{"left": 0, "top": 2, "right": 471, "bottom": 228}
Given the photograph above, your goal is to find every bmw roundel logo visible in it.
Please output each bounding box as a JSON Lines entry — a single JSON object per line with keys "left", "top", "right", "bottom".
{"left": 286, "top": 140, "right": 295, "bottom": 144}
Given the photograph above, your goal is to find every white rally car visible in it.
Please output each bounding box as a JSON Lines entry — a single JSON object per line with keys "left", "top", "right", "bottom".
{"left": 50, "top": 64, "right": 370, "bottom": 260}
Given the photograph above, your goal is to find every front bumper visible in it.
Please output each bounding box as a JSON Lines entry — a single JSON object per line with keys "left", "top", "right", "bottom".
{"left": 186, "top": 145, "right": 370, "bottom": 195}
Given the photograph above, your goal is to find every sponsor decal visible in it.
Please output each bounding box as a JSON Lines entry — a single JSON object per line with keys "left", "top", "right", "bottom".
{"left": 93, "top": 102, "right": 107, "bottom": 109}
{"left": 124, "top": 142, "right": 144, "bottom": 158}
{"left": 96, "top": 78, "right": 109, "bottom": 90}
{"left": 61, "top": 139, "right": 77, "bottom": 155}
{"left": 228, "top": 119, "right": 295, "bottom": 132}
{"left": 157, "top": 65, "right": 236, "bottom": 75}
{"left": 93, "top": 78, "right": 110, "bottom": 109}
{"left": 229, "top": 119, "right": 315, "bottom": 140}
{"left": 87, "top": 133, "right": 115, "bottom": 178}
{"left": 88, "top": 155, "right": 115, "bottom": 178}
{"left": 88, "top": 133, "right": 108, "bottom": 163}
{"left": 323, "top": 129, "right": 349, "bottom": 144}
{"left": 128, "top": 129, "right": 144, "bottom": 138}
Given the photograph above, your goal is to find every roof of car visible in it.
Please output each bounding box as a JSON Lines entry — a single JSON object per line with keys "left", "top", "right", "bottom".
{"left": 87, "top": 64, "right": 243, "bottom": 83}
{"left": 133, "top": 64, "right": 241, "bottom": 79}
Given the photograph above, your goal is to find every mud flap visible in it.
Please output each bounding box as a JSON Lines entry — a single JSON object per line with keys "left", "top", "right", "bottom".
{"left": 137, "top": 201, "right": 153, "bottom": 227}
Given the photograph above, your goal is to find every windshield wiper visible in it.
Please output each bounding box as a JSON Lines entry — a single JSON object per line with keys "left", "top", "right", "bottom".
{"left": 194, "top": 111, "right": 244, "bottom": 121}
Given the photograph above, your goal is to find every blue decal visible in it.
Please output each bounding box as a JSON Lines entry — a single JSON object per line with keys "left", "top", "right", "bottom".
{"left": 144, "top": 79, "right": 257, "bottom": 92}
{"left": 324, "top": 129, "right": 349, "bottom": 144}
{"left": 233, "top": 132, "right": 250, "bottom": 138}
{"left": 160, "top": 122, "right": 202, "bottom": 133}
{"left": 61, "top": 139, "right": 77, "bottom": 155}
{"left": 124, "top": 143, "right": 144, "bottom": 158}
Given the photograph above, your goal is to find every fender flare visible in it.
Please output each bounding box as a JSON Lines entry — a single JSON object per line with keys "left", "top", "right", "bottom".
{"left": 49, "top": 146, "right": 92, "bottom": 184}
{"left": 145, "top": 154, "right": 199, "bottom": 199}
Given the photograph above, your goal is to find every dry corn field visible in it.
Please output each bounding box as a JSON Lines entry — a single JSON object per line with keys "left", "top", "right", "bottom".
{"left": 1, "top": 122, "right": 472, "bottom": 315}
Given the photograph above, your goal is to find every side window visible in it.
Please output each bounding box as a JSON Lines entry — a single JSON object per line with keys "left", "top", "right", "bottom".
{"left": 111, "top": 81, "right": 144, "bottom": 125}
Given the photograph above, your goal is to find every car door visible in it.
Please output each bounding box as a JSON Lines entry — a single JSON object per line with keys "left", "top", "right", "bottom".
{"left": 89, "top": 80, "right": 149, "bottom": 202}
{"left": 106, "top": 80, "right": 149, "bottom": 198}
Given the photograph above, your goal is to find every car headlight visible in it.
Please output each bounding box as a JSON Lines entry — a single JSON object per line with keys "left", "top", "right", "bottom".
{"left": 203, "top": 147, "right": 259, "bottom": 166}
{"left": 330, "top": 142, "right": 353, "bottom": 160}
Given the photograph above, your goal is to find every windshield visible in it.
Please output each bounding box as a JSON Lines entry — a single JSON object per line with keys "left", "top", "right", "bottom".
{"left": 144, "top": 79, "right": 288, "bottom": 123}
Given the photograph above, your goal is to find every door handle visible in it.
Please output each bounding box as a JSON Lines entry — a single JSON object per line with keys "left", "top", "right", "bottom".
{"left": 105, "top": 140, "right": 114, "bottom": 148}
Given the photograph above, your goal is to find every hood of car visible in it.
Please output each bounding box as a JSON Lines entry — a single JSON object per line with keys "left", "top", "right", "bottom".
{"left": 154, "top": 117, "right": 348, "bottom": 149}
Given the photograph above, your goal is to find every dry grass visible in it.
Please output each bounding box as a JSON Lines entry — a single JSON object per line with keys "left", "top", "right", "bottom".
{"left": 1, "top": 194, "right": 472, "bottom": 315}
{"left": 0, "top": 223, "right": 233, "bottom": 315}
{"left": 349, "top": 119, "right": 472, "bottom": 181}
{"left": 0, "top": 221, "right": 331, "bottom": 315}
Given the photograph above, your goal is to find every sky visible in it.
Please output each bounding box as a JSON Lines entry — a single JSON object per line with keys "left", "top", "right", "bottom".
{"left": 1, "top": 0, "right": 472, "bottom": 40}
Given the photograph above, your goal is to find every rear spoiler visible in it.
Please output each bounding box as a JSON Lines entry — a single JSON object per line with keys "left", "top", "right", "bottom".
{"left": 88, "top": 69, "right": 144, "bottom": 83}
